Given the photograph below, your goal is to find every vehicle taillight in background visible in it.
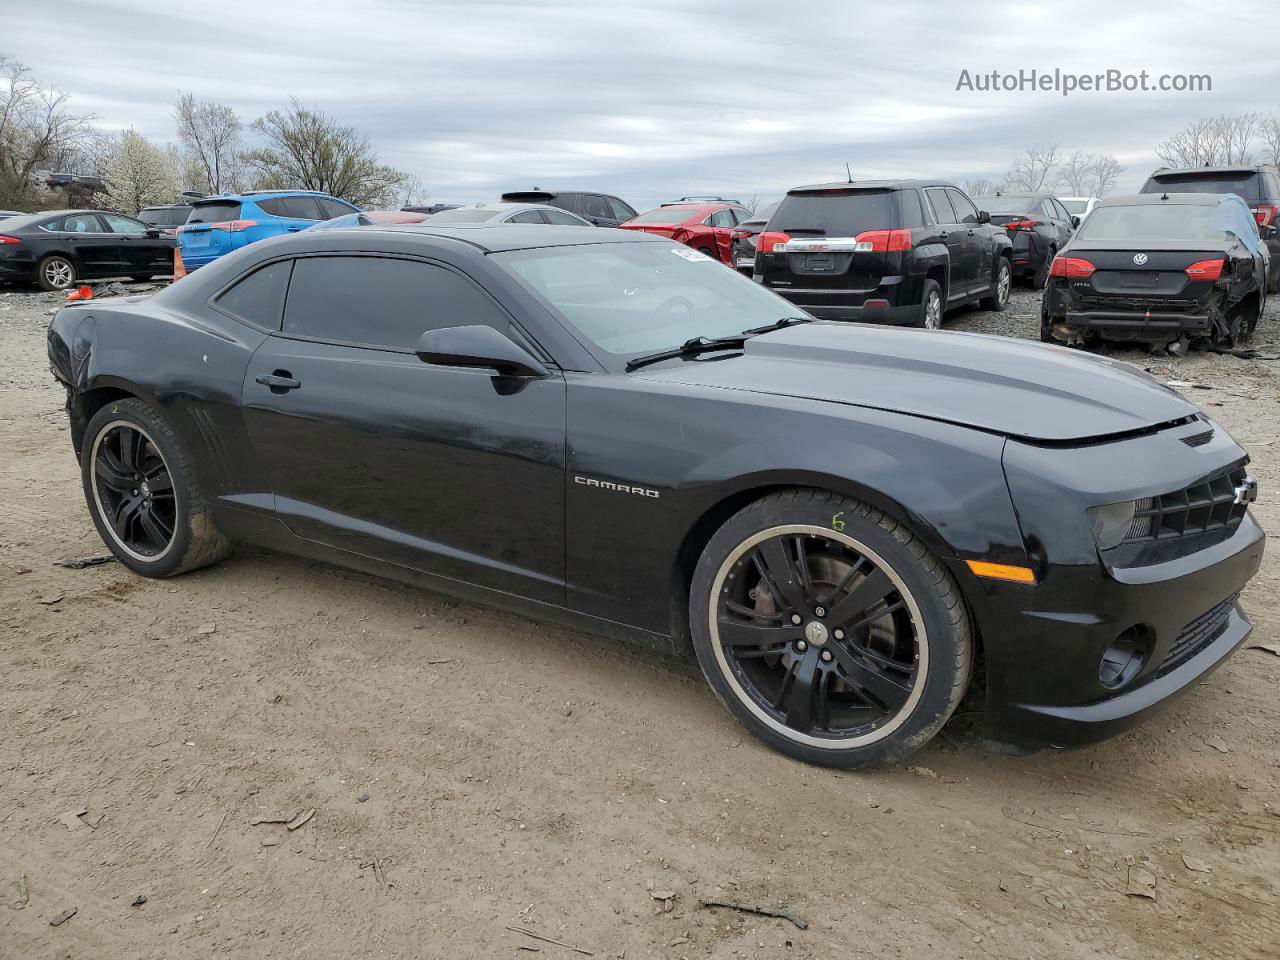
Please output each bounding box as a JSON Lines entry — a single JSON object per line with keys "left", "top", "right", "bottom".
{"left": 0, "top": 235, "right": 20, "bottom": 245}
{"left": 1048, "top": 256, "right": 1096, "bottom": 279}
{"left": 1184, "top": 258, "right": 1225, "bottom": 282}
{"left": 1003, "top": 219, "right": 1042, "bottom": 232}
{"left": 210, "top": 220, "right": 259, "bottom": 232}
{"left": 1251, "top": 203, "right": 1278, "bottom": 227}
{"left": 757, "top": 231, "right": 791, "bottom": 253}
{"left": 853, "top": 229, "right": 912, "bottom": 253}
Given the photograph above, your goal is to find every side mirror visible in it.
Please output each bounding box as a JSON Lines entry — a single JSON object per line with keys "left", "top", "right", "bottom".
{"left": 977, "top": 210, "right": 991, "bottom": 224}
{"left": 1071, "top": 215, "right": 1081, "bottom": 229}
{"left": 415, "top": 325, "right": 549, "bottom": 378}
{"left": 146, "top": 228, "right": 161, "bottom": 238}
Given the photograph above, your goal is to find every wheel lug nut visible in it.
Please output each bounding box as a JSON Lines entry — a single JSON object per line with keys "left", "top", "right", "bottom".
{"left": 834, "top": 629, "right": 845, "bottom": 640}
{"left": 790, "top": 614, "right": 802, "bottom": 625}
{"left": 796, "top": 640, "right": 807, "bottom": 652}
{"left": 821, "top": 650, "right": 833, "bottom": 662}
{"left": 814, "top": 606, "right": 826, "bottom": 617}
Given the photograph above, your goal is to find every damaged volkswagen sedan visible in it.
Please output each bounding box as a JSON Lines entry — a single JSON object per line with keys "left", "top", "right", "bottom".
{"left": 47, "top": 224, "right": 1264, "bottom": 767}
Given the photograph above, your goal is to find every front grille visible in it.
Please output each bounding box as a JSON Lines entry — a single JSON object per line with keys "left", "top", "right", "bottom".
{"left": 1120, "top": 464, "right": 1250, "bottom": 546}
{"left": 1154, "top": 593, "right": 1238, "bottom": 677}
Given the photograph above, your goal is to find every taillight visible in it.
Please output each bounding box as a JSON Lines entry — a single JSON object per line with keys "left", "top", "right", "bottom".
{"left": 210, "top": 219, "right": 259, "bottom": 232}
{"left": 853, "top": 229, "right": 912, "bottom": 253}
{"left": 757, "top": 231, "right": 791, "bottom": 253}
{"left": 1048, "top": 256, "right": 1096, "bottom": 279}
{"left": 0, "top": 235, "right": 20, "bottom": 245}
{"left": 1251, "top": 203, "right": 1278, "bottom": 227}
{"left": 1184, "top": 258, "right": 1225, "bottom": 282}
{"left": 1003, "top": 219, "right": 1041, "bottom": 232}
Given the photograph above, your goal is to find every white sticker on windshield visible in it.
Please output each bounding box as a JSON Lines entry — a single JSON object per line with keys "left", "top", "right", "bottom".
{"left": 671, "top": 246, "right": 713, "bottom": 261}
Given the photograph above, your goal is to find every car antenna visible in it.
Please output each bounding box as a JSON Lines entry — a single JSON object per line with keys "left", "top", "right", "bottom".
{"left": 1161, "top": 192, "right": 1169, "bottom": 201}
{"left": 845, "top": 162, "right": 853, "bottom": 183}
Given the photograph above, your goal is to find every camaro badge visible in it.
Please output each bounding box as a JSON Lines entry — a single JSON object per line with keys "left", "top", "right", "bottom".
{"left": 574, "top": 475, "right": 660, "bottom": 499}
{"left": 1234, "top": 476, "right": 1258, "bottom": 506}
{"left": 1133, "top": 252, "right": 1149, "bottom": 265}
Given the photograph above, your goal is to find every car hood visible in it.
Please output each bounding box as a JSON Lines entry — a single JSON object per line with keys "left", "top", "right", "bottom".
{"left": 634, "top": 323, "right": 1197, "bottom": 442}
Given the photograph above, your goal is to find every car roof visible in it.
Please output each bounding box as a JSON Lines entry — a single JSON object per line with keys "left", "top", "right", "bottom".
{"left": 786, "top": 179, "right": 953, "bottom": 194}
{"left": 1150, "top": 164, "right": 1277, "bottom": 177}
{"left": 313, "top": 223, "right": 666, "bottom": 253}
{"left": 192, "top": 191, "right": 338, "bottom": 203}
{"left": 977, "top": 191, "right": 1046, "bottom": 199}
{"left": 1095, "top": 192, "right": 1230, "bottom": 207}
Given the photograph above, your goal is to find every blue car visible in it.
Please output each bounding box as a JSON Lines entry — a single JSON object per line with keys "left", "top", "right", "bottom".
{"left": 177, "top": 190, "right": 359, "bottom": 269}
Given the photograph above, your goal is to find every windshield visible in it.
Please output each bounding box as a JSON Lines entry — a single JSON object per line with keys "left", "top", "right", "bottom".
{"left": 497, "top": 241, "right": 809, "bottom": 363}
{"left": 1076, "top": 202, "right": 1255, "bottom": 244}
{"left": 1059, "top": 199, "right": 1090, "bottom": 215}
{"left": 424, "top": 207, "right": 503, "bottom": 223}
{"left": 771, "top": 190, "right": 896, "bottom": 236}
{"left": 627, "top": 207, "right": 698, "bottom": 225}
{"left": 976, "top": 196, "right": 1036, "bottom": 214}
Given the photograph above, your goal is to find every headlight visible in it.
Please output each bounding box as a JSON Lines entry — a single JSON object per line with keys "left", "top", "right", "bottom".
{"left": 1088, "top": 498, "right": 1154, "bottom": 550}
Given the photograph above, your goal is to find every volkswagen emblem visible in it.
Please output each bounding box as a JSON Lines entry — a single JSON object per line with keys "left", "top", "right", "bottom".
{"left": 1133, "top": 253, "right": 1149, "bottom": 266}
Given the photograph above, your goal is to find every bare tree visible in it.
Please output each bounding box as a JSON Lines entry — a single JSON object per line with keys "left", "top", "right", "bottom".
{"left": 243, "top": 99, "right": 410, "bottom": 207}
{"left": 101, "top": 129, "right": 181, "bottom": 213}
{"left": 0, "top": 54, "right": 96, "bottom": 208}
{"left": 1005, "top": 144, "right": 1061, "bottom": 192}
{"left": 1056, "top": 152, "right": 1092, "bottom": 195}
{"left": 1156, "top": 114, "right": 1258, "bottom": 168}
{"left": 962, "top": 178, "right": 999, "bottom": 198}
{"left": 1260, "top": 116, "right": 1280, "bottom": 168}
{"left": 174, "top": 92, "right": 243, "bottom": 194}
{"left": 1087, "top": 154, "right": 1124, "bottom": 198}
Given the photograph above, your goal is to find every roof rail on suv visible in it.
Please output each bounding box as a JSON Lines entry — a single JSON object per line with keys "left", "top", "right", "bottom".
{"left": 662, "top": 196, "right": 740, "bottom": 206}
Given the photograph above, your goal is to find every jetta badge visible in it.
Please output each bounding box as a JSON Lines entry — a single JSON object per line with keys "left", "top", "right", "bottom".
{"left": 1233, "top": 476, "right": 1258, "bottom": 506}
{"left": 1133, "top": 252, "right": 1149, "bottom": 266}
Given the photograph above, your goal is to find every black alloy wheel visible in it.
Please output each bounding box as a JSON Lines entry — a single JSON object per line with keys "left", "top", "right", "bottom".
{"left": 90, "top": 422, "right": 177, "bottom": 561}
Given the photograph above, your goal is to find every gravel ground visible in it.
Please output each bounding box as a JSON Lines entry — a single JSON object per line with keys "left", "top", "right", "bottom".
{"left": 1, "top": 279, "right": 1278, "bottom": 960}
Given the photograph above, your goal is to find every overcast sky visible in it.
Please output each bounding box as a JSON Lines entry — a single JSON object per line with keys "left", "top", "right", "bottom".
{"left": 5, "top": 0, "right": 1280, "bottom": 209}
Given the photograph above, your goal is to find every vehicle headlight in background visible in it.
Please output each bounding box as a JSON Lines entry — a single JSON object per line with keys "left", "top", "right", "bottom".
{"left": 1089, "top": 498, "right": 1154, "bottom": 550}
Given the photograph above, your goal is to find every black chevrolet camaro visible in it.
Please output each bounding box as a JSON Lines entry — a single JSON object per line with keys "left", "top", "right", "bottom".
{"left": 47, "top": 225, "right": 1264, "bottom": 767}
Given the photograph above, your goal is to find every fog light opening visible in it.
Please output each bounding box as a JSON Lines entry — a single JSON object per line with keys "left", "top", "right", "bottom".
{"left": 1099, "top": 626, "right": 1153, "bottom": 690}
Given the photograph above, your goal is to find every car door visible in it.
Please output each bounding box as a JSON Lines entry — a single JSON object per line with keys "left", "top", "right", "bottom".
{"left": 101, "top": 213, "right": 170, "bottom": 276}
{"left": 241, "top": 252, "right": 567, "bottom": 604}
{"left": 1048, "top": 198, "right": 1076, "bottom": 244}
{"left": 606, "top": 197, "right": 637, "bottom": 227}
{"left": 923, "top": 188, "right": 969, "bottom": 299}
{"left": 581, "top": 194, "right": 615, "bottom": 227}
{"left": 706, "top": 208, "right": 738, "bottom": 263}
{"left": 59, "top": 213, "right": 121, "bottom": 277}
{"left": 947, "top": 188, "right": 988, "bottom": 291}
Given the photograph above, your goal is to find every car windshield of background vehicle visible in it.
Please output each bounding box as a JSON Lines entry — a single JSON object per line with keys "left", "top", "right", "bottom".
{"left": 424, "top": 207, "right": 503, "bottom": 223}
{"left": 497, "top": 242, "right": 806, "bottom": 360}
{"left": 627, "top": 207, "right": 698, "bottom": 225}
{"left": 977, "top": 195, "right": 1037, "bottom": 214}
{"left": 1150, "top": 175, "right": 1259, "bottom": 202}
{"left": 1076, "top": 202, "right": 1256, "bottom": 245}
{"left": 771, "top": 190, "right": 895, "bottom": 236}
{"left": 1059, "top": 199, "right": 1089, "bottom": 214}
{"left": 187, "top": 202, "right": 242, "bottom": 224}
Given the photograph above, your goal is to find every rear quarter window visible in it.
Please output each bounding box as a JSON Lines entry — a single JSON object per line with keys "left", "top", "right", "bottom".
{"left": 213, "top": 260, "right": 293, "bottom": 330}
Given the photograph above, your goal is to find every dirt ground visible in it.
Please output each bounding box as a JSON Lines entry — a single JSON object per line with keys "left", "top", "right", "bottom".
{"left": 1, "top": 281, "right": 1278, "bottom": 960}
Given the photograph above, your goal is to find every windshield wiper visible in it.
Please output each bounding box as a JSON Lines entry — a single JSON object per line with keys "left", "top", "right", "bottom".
{"left": 625, "top": 335, "right": 747, "bottom": 372}
{"left": 740, "top": 316, "right": 814, "bottom": 336}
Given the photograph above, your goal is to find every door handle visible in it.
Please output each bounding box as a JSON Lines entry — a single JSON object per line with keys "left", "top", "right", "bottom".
{"left": 286, "top": 226, "right": 303, "bottom": 232}
{"left": 255, "top": 371, "right": 301, "bottom": 392}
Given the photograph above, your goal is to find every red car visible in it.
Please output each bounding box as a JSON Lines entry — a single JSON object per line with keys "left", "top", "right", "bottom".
{"left": 619, "top": 197, "right": 754, "bottom": 264}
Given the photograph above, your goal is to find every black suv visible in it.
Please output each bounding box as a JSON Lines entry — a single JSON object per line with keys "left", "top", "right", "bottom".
{"left": 1140, "top": 164, "right": 1280, "bottom": 293}
{"left": 1042, "top": 193, "right": 1267, "bottom": 349}
{"left": 974, "top": 192, "right": 1077, "bottom": 289}
{"left": 755, "top": 180, "right": 1013, "bottom": 328}
{"left": 501, "top": 189, "right": 636, "bottom": 227}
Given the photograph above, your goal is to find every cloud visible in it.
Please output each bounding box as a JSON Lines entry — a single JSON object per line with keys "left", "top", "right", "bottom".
{"left": 6, "top": 0, "right": 1278, "bottom": 208}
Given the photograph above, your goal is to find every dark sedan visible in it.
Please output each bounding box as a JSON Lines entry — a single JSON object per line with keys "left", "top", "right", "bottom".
{"left": 975, "top": 192, "right": 1077, "bottom": 288}
{"left": 0, "top": 210, "right": 174, "bottom": 290}
{"left": 729, "top": 200, "right": 780, "bottom": 274}
{"left": 47, "top": 224, "right": 1263, "bottom": 767}
{"left": 1042, "top": 193, "right": 1268, "bottom": 350}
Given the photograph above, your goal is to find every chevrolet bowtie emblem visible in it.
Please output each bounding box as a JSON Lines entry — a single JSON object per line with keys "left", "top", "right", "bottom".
{"left": 1233, "top": 477, "right": 1258, "bottom": 506}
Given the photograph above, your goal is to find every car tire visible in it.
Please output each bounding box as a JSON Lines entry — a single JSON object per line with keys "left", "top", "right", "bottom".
{"left": 37, "top": 254, "right": 77, "bottom": 292}
{"left": 80, "top": 397, "right": 232, "bottom": 579}
{"left": 1031, "top": 248, "right": 1053, "bottom": 291}
{"left": 1039, "top": 299, "right": 1057, "bottom": 342}
{"left": 980, "top": 257, "right": 1011, "bottom": 312}
{"left": 915, "top": 279, "right": 944, "bottom": 329}
{"left": 1268, "top": 263, "right": 1280, "bottom": 296}
{"left": 688, "top": 489, "right": 973, "bottom": 769}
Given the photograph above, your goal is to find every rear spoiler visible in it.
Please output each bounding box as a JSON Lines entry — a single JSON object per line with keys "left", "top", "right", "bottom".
{"left": 501, "top": 191, "right": 556, "bottom": 203}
